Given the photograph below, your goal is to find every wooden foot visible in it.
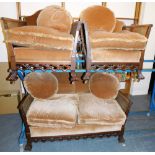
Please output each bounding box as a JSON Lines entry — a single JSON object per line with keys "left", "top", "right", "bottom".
{"left": 118, "top": 135, "right": 125, "bottom": 143}
{"left": 24, "top": 143, "right": 32, "bottom": 151}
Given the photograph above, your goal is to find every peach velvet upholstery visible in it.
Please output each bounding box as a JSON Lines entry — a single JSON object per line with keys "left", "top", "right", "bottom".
{"left": 30, "top": 124, "right": 122, "bottom": 137}
{"left": 37, "top": 5, "right": 73, "bottom": 33}
{"left": 80, "top": 5, "right": 116, "bottom": 32}
{"left": 27, "top": 94, "right": 78, "bottom": 128}
{"left": 89, "top": 73, "right": 119, "bottom": 99}
{"left": 5, "top": 26, "right": 73, "bottom": 51}
{"left": 90, "top": 30, "right": 147, "bottom": 50}
{"left": 113, "top": 20, "right": 125, "bottom": 32}
{"left": 91, "top": 49, "right": 141, "bottom": 63}
{"left": 24, "top": 72, "right": 58, "bottom": 99}
{"left": 78, "top": 93, "right": 126, "bottom": 126}
{"left": 14, "top": 48, "right": 71, "bottom": 64}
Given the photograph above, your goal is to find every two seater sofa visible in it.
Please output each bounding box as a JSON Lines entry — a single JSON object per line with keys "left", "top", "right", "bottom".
{"left": 18, "top": 72, "right": 132, "bottom": 151}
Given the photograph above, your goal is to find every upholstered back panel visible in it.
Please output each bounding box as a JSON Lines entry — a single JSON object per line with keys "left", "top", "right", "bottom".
{"left": 37, "top": 5, "right": 73, "bottom": 33}
{"left": 24, "top": 72, "right": 58, "bottom": 99}
{"left": 113, "top": 20, "right": 125, "bottom": 32}
{"left": 89, "top": 73, "right": 120, "bottom": 99}
{"left": 80, "top": 5, "right": 116, "bottom": 32}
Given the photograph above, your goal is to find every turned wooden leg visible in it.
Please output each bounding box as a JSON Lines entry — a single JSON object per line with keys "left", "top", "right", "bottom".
{"left": 24, "top": 132, "right": 32, "bottom": 151}
{"left": 25, "top": 141, "right": 32, "bottom": 151}
{"left": 118, "top": 126, "right": 125, "bottom": 144}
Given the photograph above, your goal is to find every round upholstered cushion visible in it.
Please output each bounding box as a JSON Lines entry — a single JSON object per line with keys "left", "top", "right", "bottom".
{"left": 80, "top": 5, "right": 116, "bottom": 32}
{"left": 37, "top": 5, "right": 73, "bottom": 33}
{"left": 89, "top": 73, "right": 119, "bottom": 99}
{"left": 24, "top": 72, "right": 58, "bottom": 99}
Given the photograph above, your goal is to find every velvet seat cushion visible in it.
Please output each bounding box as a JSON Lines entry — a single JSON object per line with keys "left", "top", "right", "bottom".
{"left": 37, "top": 5, "right": 73, "bottom": 33}
{"left": 5, "top": 26, "right": 73, "bottom": 51}
{"left": 24, "top": 72, "right": 58, "bottom": 99}
{"left": 91, "top": 49, "right": 141, "bottom": 63}
{"left": 27, "top": 94, "right": 78, "bottom": 128}
{"left": 89, "top": 73, "right": 119, "bottom": 99}
{"left": 78, "top": 93, "right": 126, "bottom": 126}
{"left": 90, "top": 30, "right": 147, "bottom": 50}
{"left": 80, "top": 5, "right": 116, "bottom": 32}
{"left": 14, "top": 48, "right": 71, "bottom": 64}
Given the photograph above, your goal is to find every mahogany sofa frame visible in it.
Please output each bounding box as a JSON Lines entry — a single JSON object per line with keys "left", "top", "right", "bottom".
{"left": 18, "top": 91, "right": 132, "bottom": 151}
{"left": 0, "top": 11, "right": 82, "bottom": 83}
{"left": 81, "top": 22, "right": 152, "bottom": 94}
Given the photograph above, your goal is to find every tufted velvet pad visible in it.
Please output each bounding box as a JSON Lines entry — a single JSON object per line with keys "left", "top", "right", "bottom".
{"left": 5, "top": 26, "right": 73, "bottom": 51}
{"left": 89, "top": 73, "right": 119, "bottom": 100}
{"left": 80, "top": 5, "right": 116, "bottom": 32}
{"left": 90, "top": 30, "right": 147, "bottom": 50}
{"left": 14, "top": 47, "right": 71, "bottom": 64}
{"left": 78, "top": 93, "right": 126, "bottom": 126}
{"left": 37, "top": 5, "right": 73, "bottom": 33}
{"left": 27, "top": 94, "right": 78, "bottom": 128}
{"left": 24, "top": 72, "right": 58, "bottom": 99}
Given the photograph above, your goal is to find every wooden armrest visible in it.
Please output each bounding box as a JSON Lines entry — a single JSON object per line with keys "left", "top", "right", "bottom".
{"left": 123, "top": 24, "right": 153, "bottom": 38}
{"left": 116, "top": 91, "right": 133, "bottom": 115}
{"left": 0, "top": 17, "right": 27, "bottom": 30}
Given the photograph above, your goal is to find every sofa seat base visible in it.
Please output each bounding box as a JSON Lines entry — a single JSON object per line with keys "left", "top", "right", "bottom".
{"left": 14, "top": 48, "right": 72, "bottom": 64}
{"left": 30, "top": 124, "right": 122, "bottom": 137}
{"left": 92, "top": 49, "right": 141, "bottom": 63}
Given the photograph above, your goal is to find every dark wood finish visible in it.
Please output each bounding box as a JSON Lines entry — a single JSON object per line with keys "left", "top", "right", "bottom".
{"left": 0, "top": 17, "right": 27, "bottom": 70}
{"left": 82, "top": 21, "right": 152, "bottom": 93}
{"left": 18, "top": 91, "right": 131, "bottom": 151}
{"left": 1, "top": 12, "right": 83, "bottom": 83}
{"left": 22, "top": 10, "right": 42, "bottom": 25}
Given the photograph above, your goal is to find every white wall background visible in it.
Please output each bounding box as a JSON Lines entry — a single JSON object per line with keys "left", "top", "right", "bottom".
{"left": 130, "top": 2, "right": 155, "bottom": 95}
{"left": 0, "top": 3, "right": 17, "bottom": 62}
{"left": 0, "top": 2, "right": 154, "bottom": 95}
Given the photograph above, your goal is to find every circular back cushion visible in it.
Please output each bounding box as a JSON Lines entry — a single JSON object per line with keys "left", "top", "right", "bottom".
{"left": 37, "top": 5, "right": 73, "bottom": 33}
{"left": 80, "top": 5, "right": 116, "bottom": 32}
{"left": 89, "top": 73, "right": 119, "bottom": 99}
{"left": 24, "top": 72, "right": 58, "bottom": 99}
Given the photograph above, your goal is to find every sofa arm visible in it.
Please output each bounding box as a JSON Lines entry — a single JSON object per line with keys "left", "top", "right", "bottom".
{"left": 18, "top": 94, "right": 33, "bottom": 116}
{"left": 0, "top": 17, "right": 27, "bottom": 30}
{"left": 123, "top": 24, "right": 153, "bottom": 38}
{"left": 116, "top": 91, "right": 132, "bottom": 115}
